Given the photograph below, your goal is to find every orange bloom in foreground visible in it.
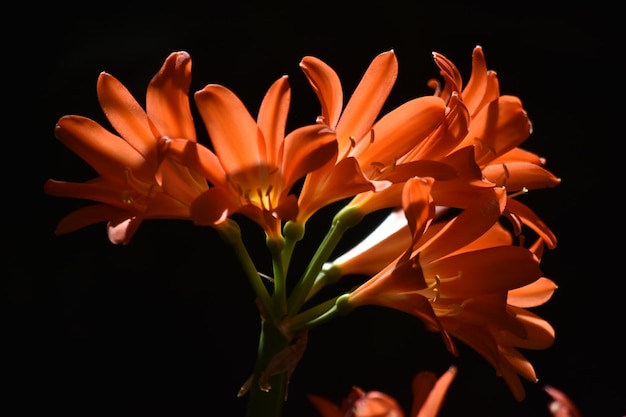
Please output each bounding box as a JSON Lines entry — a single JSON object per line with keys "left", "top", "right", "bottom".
{"left": 165, "top": 75, "right": 337, "bottom": 238}
{"left": 308, "top": 367, "right": 457, "bottom": 417}
{"left": 44, "top": 51, "right": 209, "bottom": 244}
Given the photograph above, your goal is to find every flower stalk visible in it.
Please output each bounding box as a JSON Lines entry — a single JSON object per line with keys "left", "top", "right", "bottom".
{"left": 244, "top": 320, "right": 291, "bottom": 417}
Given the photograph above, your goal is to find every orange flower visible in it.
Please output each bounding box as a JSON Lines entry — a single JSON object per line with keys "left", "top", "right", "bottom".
{"left": 165, "top": 75, "right": 337, "bottom": 238}
{"left": 44, "top": 51, "right": 209, "bottom": 244}
{"left": 428, "top": 46, "right": 561, "bottom": 248}
{"left": 295, "top": 50, "right": 447, "bottom": 225}
{"left": 346, "top": 46, "right": 560, "bottom": 247}
{"left": 308, "top": 367, "right": 457, "bottom": 417}
{"left": 336, "top": 177, "right": 554, "bottom": 400}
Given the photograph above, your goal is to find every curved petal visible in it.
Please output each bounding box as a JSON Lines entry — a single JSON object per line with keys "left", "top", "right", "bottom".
{"left": 194, "top": 84, "right": 264, "bottom": 171}
{"left": 336, "top": 50, "right": 398, "bottom": 153}
{"left": 483, "top": 162, "right": 561, "bottom": 190}
{"left": 457, "top": 95, "right": 532, "bottom": 165}
{"left": 297, "top": 157, "right": 375, "bottom": 223}
{"left": 505, "top": 198, "right": 558, "bottom": 249}
{"left": 507, "top": 277, "right": 557, "bottom": 308}
{"left": 419, "top": 187, "right": 506, "bottom": 264}
{"left": 498, "top": 306, "right": 555, "bottom": 349}
{"left": 146, "top": 51, "right": 196, "bottom": 141}
{"left": 432, "top": 51, "right": 462, "bottom": 100}
{"left": 190, "top": 186, "right": 240, "bottom": 226}
{"left": 426, "top": 246, "right": 542, "bottom": 297}
{"left": 258, "top": 75, "right": 290, "bottom": 167}
{"left": 299, "top": 55, "right": 343, "bottom": 129}
{"left": 52, "top": 203, "right": 133, "bottom": 236}
{"left": 355, "top": 96, "right": 446, "bottom": 170}
{"left": 165, "top": 138, "right": 226, "bottom": 185}
{"left": 413, "top": 367, "right": 457, "bottom": 417}
{"left": 44, "top": 178, "right": 128, "bottom": 208}
{"left": 402, "top": 177, "right": 435, "bottom": 244}
{"left": 97, "top": 72, "right": 156, "bottom": 161}
{"left": 490, "top": 146, "right": 544, "bottom": 165}
{"left": 281, "top": 125, "right": 337, "bottom": 189}
{"left": 55, "top": 116, "right": 151, "bottom": 180}
{"left": 461, "top": 46, "right": 490, "bottom": 116}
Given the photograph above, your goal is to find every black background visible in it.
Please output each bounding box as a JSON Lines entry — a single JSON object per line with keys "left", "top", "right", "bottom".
{"left": 5, "top": 1, "right": 622, "bottom": 416}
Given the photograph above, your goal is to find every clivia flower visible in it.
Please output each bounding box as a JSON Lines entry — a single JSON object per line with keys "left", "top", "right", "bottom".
{"left": 332, "top": 176, "right": 554, "bottom": 400}
{"left": 44, "top": 51, "right": 209, "bottom": 245}
{"left": 165, "top": 75, "right": 337, "bottom": 239}
{"left": 294, "top": 50, "right": 448, "bottom": 225}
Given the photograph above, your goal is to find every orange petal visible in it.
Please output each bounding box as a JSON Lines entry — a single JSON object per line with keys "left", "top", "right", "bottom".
{"left": 165, "top": 138, "right": 226, "bottom": 186}
{"left": 459, "top": 95, "right": 532, "bottom": 165}
{"left": 413, "top": 366, "right": 457, "bottom": 417}
{"left": 483, "top": 161, "right": 561, "bottom": 190}
{"left": 55, "top": 116, "right": 151, "bottom": 180}
{"left": 52, "top": 203, "right": 132, "bottom": 236}
{"left": 299, "top": 55, "right": 343, "bottom": 129}
{"left": 146, "top": 51, "right": 196, "bottom": 141}
{"left": 281, "top": 125, "right": 337, "bottom": 189}
{"left": 505, "top": 198, "right": 557, "bottom": 249}
{"left": 194, "top": 84, "right": 263, "bottom": 172}
{"left": 97, "top": 72, "right": 157, "bottom": 161}
{"left": 401, "top": 177, "right": 435, "bottom": 244}
{"left": 355, "top": 96, "right": 446, "bottom": 171}
{"left": 336, "top": 50, "right": 398, "bottom": 153}
{"left": 307, "top": 393, "right": 343, "bottom": 417}
{"left": 190, "top": 186, "right": 238, "bottom": 225}
{"left": 257, "top": 75, "right": 290, "bottom": 167}
{"left": 297, "top": 157, "right": 374, "bottom": 223}
{"left": 427, "top": 246, "right": 542, "bottom": 296}
{"left": 419, "top": 187, "right": 506, "bottom": 264}
{"left": 507, "top": 277, "right": 557, "bottom": 308}
{"left": 44, "top": 178, "right": 127, "bottom": 208}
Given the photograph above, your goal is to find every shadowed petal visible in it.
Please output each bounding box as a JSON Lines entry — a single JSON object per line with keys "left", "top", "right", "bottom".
{"left": 413, "top": 367, "right": 457, "bottom": 417}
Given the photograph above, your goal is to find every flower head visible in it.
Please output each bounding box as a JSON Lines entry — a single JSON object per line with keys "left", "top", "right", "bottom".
{"left": 165, "top": 75, "right": 337, "bottom": 238}
{"left": 295, "top": 50, "right": 447, "bottom": 225}
{"left": 335, "top": 176, "right": 555, "bottom": 400}
{"left": 44, "top": 51, "right": 208, "bottom": 244}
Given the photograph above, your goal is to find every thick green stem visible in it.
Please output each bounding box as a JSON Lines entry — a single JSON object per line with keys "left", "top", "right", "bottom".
{"left": 245, "top": 320, "right": 291, "bottom": 417}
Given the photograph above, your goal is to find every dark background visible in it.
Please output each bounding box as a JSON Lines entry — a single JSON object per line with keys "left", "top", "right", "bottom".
{"left": 5, "top": 1, "right": 622, "bottom": 416}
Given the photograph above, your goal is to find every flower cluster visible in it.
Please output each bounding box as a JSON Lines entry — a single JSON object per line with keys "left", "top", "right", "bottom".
{"left": 45, "top": 46, "right": 560, "bottom": 416}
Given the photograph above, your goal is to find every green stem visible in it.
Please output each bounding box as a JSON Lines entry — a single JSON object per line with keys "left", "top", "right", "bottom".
{"left": 284, "top": 296, "right": 341, "bottom": 334}
{"left": 286, "top": 207, "right": 363, "bottom": 316}
{"left": 245, "top": 320, "right": 291, "bottom": 417}
{"left": 216, "top": 220, "right": 275, "bottom": 322}
{"left": 268, "top": 236, "right": 287, "bottom": 318}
